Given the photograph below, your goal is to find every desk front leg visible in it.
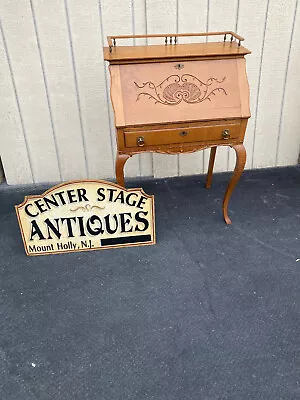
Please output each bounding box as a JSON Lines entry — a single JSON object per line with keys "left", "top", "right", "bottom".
{"left": 115, "top": 153, "right": 130, "bottom": 187}
{"left": 223, "top": 144, "right": 246, "bottom": 224}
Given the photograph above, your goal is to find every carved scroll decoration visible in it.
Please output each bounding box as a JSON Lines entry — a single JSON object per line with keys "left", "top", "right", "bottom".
{"left": 134, "top": 74, "right": 227, "bottom": 106}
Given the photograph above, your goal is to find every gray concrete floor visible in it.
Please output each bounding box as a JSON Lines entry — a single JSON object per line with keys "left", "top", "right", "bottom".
{"left": 0, "top": 166, "right": 299, "bottom": 400}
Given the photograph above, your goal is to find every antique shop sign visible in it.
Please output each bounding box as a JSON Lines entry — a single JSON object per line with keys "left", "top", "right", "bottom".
{"left": 15, "top": 180, "right": 155, "bottom": 256}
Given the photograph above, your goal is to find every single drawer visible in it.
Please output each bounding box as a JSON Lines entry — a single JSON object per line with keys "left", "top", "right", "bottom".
{"left": 124, "top": 123, "right": 241, "bottom": 148}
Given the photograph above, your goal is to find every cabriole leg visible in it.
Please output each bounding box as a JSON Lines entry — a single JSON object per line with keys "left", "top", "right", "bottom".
{"left": 223, "top": 144, "right": 246, "bottom": 224}
{"left": 205, "top": 146, "right": 217, "bottom": 189}
{"left": 115, "top": 153, "right": 130, "bottom": 187}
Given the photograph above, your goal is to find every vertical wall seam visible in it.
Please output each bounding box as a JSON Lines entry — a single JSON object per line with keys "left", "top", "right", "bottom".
{"left": 227, "top": 0, "right": 240, "bottom": 170}
{"left": 64, "top": 0, "right": 89, "bottom": 177}
{"left": 145, "top": 0, "right": 154, "bottom": 175}
{"left": 131, "top": 0, "right": 136, "bottom": 43}
{"left": 275, "top": 0, "right": 298, "bottom": 166}
{"left": 235, "top": 0, "right": 240, "bottom": 31}
{"left": 30, "top": 0, "right": 62, "bottom": 181}
{"left": 176, "top": 0, "right": 179, "bottom": 34}
{"left": 131, "top": 0, "right": 142, "bottom": 176}
{"left": 0, "top": 20, "right": 35, "bottom": 183}
{"left": 98, "top": 0, "right": 115, "bottom": 172}
{"left": 206, "top": 0, "right": 210, "bottom": 34}
{"left": 145, "top": 0, "right": 148, "bottom": 44}
{"left": 251, "top": 0, "right": 270, "bottom": 168}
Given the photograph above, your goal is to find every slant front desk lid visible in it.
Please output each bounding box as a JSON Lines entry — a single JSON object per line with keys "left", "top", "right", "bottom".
{"left": 104, "top": 33, "right": 251, "bottom": 127}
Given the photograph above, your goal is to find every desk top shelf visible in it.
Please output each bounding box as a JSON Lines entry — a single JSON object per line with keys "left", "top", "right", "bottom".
{"left": 104, "top": 32, "right": 251, "bottom": 64}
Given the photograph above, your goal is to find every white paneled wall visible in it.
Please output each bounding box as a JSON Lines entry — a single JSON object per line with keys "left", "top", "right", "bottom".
{"left": 0, "top": 0, "right": 299, "bottom": 185}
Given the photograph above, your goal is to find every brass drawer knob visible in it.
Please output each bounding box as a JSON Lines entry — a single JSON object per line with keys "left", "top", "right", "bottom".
{"left": 222, "top": 129, "right": 230, "bottom": 140}
{"left": 137, "top": 136, "right": 145, "bottom": 147}
{"left": 179, "top": 131, "right": 188, "bottom": 137}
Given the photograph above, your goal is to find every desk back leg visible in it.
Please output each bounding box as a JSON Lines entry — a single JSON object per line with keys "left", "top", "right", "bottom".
{"left": 116, "top": 153, "right": 130, "bottom": 187}
{"left": 205, "top": 146, "right": 217, "bottom": 188}
{"left": 222, "top": 144, "right": 246, "bottom": 224}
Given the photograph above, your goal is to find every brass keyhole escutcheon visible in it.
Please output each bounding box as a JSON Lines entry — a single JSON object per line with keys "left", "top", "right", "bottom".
{"left": 174, "top": 63, "right": 184, "bottom": 70}
{"left": 137, "top": 136, "right": 145, "bottom": 147}
{"left": 180, "top": 131, "right": 188, "bottom": 137}
{"left": 222, "top": 129, "right": 230, "bottom": 140}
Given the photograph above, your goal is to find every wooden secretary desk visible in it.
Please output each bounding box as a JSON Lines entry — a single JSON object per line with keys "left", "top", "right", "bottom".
{"left": 104, "top": 32, "right": 251, "bottom": 224}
